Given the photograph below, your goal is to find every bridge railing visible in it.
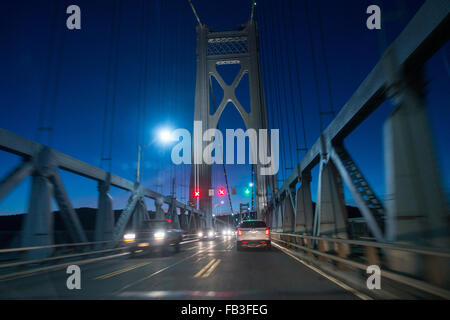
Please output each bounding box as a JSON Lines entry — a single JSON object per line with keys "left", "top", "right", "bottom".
{"left": 271, "top": 232, "right": 450, "bottom": 299}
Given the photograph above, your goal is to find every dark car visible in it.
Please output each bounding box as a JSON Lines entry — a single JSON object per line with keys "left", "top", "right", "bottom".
{"left": 123, "top": 219, "right": 183, "bottom": 256}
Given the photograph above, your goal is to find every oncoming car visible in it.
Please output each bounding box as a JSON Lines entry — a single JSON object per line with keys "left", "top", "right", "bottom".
{"left": 197, "top": 228, "right": 216, "bottom": 240}
{"left": 222, "top": 228, "right": 233, "bottom": 237}
{"left": 123, "top": 219, "right": 183, "bottom": 256}
{"left": 236, "top": 220, "right": 271, "bottom": 250}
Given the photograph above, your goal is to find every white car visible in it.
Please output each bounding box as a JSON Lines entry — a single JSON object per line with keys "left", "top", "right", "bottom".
{"left": 236, "top": 220, "right": 271, "bottom": 250}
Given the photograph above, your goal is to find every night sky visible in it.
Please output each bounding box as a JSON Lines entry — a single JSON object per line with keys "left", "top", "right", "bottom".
{"left": 0, "top": 0, "right": 448, "bottom": 215}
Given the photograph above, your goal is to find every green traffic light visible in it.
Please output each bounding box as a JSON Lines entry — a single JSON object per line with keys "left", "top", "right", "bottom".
{"left": 244, "top": 188, "right": 250, "bottom": 195}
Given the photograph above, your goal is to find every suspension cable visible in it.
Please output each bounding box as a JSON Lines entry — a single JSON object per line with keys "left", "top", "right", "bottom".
{"left": 36, "top": 2, "right": 62, "bottom": 146}
{"left": 317, "top": 0, "right": 335, "bottom": 117}
{"left": 48, "top": 12, "right": 67, "bottom": 148}
{"left": 304, "top": 0, "right": 325, "bottom": 132}
{"left": 280, "top": 0, "right": 301, "bottom": 164}
{"left": 259, "top": 0, "right": 284, "bottom": 184}
{"left": 100, "top": 0, "right": 118, "bottom": 170}
{"left": 266, "top": 0, "right": 287, "bottom": 182}
{"left": 107, "top": 0, "right": 123, "bottom": 173}
{"left": 288, "top": 0, "right": 308, "bottom": 153}
{"left": 274, "top": 2, "right": 294, "bottom": 174}
{"left": 256, "top": 0, "right": 277, "bottom": 201}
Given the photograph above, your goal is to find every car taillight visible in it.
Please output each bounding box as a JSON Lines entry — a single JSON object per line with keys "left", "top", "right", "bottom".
{"left": 237, "top": 229, "right": 243, "bottom": 236}
{"left": 265, "top": 228, "right": 270, "bottom": 235}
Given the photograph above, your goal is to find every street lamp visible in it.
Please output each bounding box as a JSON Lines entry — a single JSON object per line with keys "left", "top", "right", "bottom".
{"left": 136, "top": 127, "right": 176, "bottom": 184}
{"left": 158, "top": 128, "right": 175, "bottom": 143}
{"left": 249, "top": 182, "right": 254, "bottom": 187}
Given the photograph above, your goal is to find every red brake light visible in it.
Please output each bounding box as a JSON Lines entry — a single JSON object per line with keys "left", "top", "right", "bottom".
{"left": 265, "top": 228, "right": 270, "bottom": 235}
{"left": 237, "top": 229, "right": 243, "bottom": 236}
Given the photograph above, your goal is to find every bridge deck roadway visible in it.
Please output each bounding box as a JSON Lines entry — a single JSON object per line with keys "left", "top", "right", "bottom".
{"left": 0, "top": 238, "right": 360, "bottom": 299}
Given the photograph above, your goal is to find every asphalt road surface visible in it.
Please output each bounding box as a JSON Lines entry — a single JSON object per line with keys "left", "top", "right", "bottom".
{"left": 0, "top": 237, "right": 360, "bottom": 299}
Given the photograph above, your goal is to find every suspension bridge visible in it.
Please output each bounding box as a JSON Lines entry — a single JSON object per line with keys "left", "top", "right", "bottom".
{"left": 0, "top": 0, "right": 449, "bottom": 300}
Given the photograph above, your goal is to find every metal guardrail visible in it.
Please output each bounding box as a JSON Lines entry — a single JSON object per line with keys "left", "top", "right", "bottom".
{"left": 271, "top": 232, "right": 450, "bottom": 299}
{"left": 273, "top": 232, "right": 450, "bottom": 258}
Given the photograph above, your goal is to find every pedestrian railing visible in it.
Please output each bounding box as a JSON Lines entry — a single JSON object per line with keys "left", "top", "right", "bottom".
{"left": 271, "top": 232, "right": 450, "bottom": 299}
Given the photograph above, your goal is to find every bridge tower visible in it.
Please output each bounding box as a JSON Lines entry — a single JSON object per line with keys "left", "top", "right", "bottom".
{"left": 188, "top": 5, "right": 275, "bottom": 226}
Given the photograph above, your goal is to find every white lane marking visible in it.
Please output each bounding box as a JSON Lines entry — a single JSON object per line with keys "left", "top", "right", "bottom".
{"left": 112, "top": 240, "right": 222, "bottom": 296}
{"left": 179, "top": 239, "right": 199, "bottom": 245}
{"left": 272, "top": 242, "right": 372, "bottom": 300}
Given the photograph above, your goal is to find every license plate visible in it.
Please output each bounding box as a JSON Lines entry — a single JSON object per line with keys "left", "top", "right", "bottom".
{"left": 138, "top": 242, "right": 149, "bottom": 247}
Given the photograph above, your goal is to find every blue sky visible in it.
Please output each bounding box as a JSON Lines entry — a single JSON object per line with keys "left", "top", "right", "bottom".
{"left": 0, "top": 0, "right": 448, "bottom": 215}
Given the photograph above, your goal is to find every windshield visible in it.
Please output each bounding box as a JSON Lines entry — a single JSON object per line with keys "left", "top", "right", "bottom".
{"left": 0, "top": 0, "right": 445, "bottom": 305}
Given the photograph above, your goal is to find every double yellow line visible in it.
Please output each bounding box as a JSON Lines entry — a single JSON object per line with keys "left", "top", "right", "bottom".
{"left": 94, "top": 262, "right": 151, "bottom": 280}
{"left": 194, "top": 258, "right": 222, "bottom": 278}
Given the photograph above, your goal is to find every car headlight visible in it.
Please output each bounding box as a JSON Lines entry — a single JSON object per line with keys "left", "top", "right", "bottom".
{"left": 154, "top": 230, "right": 165, "bottom": 241}
{"left": 208, "top": 231, "right": 214, "bottom": 237}
{"left": 123, "top": 233, "right": 136, "bottom": 243}
{"left": 198, "top": 232, "right": 203, "bottom": 237}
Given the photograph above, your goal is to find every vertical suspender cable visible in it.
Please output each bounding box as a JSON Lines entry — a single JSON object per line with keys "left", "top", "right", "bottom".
{"left": 257, "top": 0, "right": 277, "bottom": 202}
{"left": 280, "top": 0, "right": 301, "bottom": 164}
{"left": 317, "top": 0, "right": 335, "bottom": 117}
{"left": 36, "top": 4, "right": 59, "bottom": 143}
{"left": 108, "top": 0, "right": 123, "bottom": 173}
{"left": 100, "top": 0, "right": 118, "bottom": 169}
{"left": 274, "top": 2, "right": 294, "bottom": 172}
{"left": 260, "top": 0, "right": 285, "bottom": 183}
{"left": 288, "top": 0, "right": 308, "bottom": 154}
{"left": 304, "top": 0, "right": 324, "bottom": 132}
{"left": 267, "top": 1, "right": 287, "bottom": 182}
{"left": 48, "top": 10, "right": 67, "bottom": 148}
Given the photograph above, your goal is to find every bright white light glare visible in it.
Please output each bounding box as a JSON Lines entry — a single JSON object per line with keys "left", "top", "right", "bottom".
{"left": 158, "top": 128, "right": 175, "bottom": 143}
{"left": 124, "top": 233, "right": 135, "bottom": 240}
{"left": 198, "top": 232, "right": 203, "bottom": 237}
{"left": 220, "top": 200, "right": 224, "bottom": 204}
{"left": 208, "top": 231, "right": 214, "bottom": 237}
{"left": 249, "top": 182, "right": 254, "bottom": 187}
{"left": 154, "top": 230, "right": 165, "bottom": 240}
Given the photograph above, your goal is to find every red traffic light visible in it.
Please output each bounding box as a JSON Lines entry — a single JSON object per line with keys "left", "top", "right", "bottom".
{"left": 217, "top": 187, "right": 226, "bottom": 196}
{"left": 193, "top": 189, "right": 201, "bottom": 198}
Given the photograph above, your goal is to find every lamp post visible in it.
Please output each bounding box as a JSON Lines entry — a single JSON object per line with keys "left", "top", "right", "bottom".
{"left": 135, "top": 127, "right": 175, "bottom": 184}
